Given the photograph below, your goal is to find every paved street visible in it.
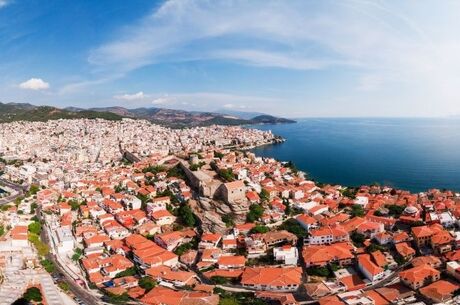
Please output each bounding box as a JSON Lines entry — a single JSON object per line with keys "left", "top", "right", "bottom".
{"left": 38, "top": 207, "right": 103, "bottom": 305}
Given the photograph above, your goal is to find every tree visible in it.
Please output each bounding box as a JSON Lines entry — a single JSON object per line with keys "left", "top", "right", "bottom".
{"left": 105, "top": 292, "right": 130, "bottom": 304}
{"left": 259, "top": 189, "right": 270, "bottom": 202}
{"left": 306, "top": 266, "right": 330, "bottom": 277}
{"left": 246, "top": 204, "right": 264, "bottom": 223}
{"left": 167, "top": 165, "right": 186, "bottom": 179}
{"left": 139, "top": 276, "right": 157, "bottom": 292}
{"left": 219, "top": 296, "right": 240, "bottom": 305}
{"left": 350, "top": 232, "right": 366, "bottom": 247}
{"left": 278, "top": 218, "right": 306, "bottom": 238}
{"left": 58, "top": 281, "right": 70, "bottom": 292}
{"left": 142, "top": 165, "right": 166, "bottom": 174}
{"left": 221, "top": 214, "right": 234, "bottom": 227}
{"left": 174, "top": 242, "right": 194, "bottom": 256}
{"left": 178, "top": 204, "right": 196, "bottom": 227}
{"left": 114, "top": 267, "right": 137, "bottom": 278}
{"left": 386, "top": 204, "right": 405, "bottom": 217}
{"left": 250, "top": 225, "right": 269, "bottom": 234}
{"left": 0, "top": 225, "right": 4, "bottom": 236}
{"left": 211, "top": 276, "right": 229, "bottom": 285}
{"left": 350, "top": 204, "right": 364, "bottom": 217}
{"left": 69, "top": 200, "right": 80, "bottom": 211}
{"left": 28, "top": 221, "right": 41, "bottom": 234}
{"left": 41, "top": 259, "right": 55, "bottom": 273}
{"left": 29, "top": 184, "right": 40, "bottom": 196}
{"left": 30, "top": 202, "right": 38, "bottom": 214}
{"left": 214, "top": 151, "right": 224, "bottom": 159}
{"left": 72, "top": 248, "right": 83, "bottom": 261}
{"left": 219, "top": 168, "right": 235, "bottom": 182}
{"left": 23, "top": 287, "right": 42, "bottom": 302}
{"left": 341, "top": 188, "right": 357, "bottom": 199}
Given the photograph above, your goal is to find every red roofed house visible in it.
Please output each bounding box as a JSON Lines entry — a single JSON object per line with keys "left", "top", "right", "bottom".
{"left": 217, "top": 255, "right": 246, "bottom": 269}
{"left": 399, "top": 265, "right": 441, "bottom": 290}
{"left": 241, "top": 266, "right": 302, "bottom": 291}
{"left": 357, "top": 254, "right": 385, "bottom": 283}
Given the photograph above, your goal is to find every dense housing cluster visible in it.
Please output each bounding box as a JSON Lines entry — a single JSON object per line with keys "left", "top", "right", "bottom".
{"left": 1, "top": 119, "right": 460, "bottom": 305}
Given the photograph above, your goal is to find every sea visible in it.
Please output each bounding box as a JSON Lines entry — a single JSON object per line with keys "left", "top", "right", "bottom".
{"left": 249, "top": 118, "right": 460, "bottom": 193}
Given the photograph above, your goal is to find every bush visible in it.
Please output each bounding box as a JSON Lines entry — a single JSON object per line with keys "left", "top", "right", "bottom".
{"left": 278, "top": 218, "right": 306, "bottom": 238}
{"left": 350, "top": 204, "right": 364, "bottom": 217}
{"left": 29, "top": 233, "right": 49, "bottom": 256}
{"left": 259, "top": 189, "right": 270, "bottom": 202}
{"left": 41, "top": 259, "right": 55, "bottom": 273}
{"left": 306, "top": 266, "right": 330, "bottom": 277}
{"left": 142, "top": 165, "right": 166, "bottom": 174}
{"left": 211, "top": 276, "right": 229, "bottom": 285}
{"left": 58, "top": 281, "right": 70, "bottom": 292}
{"left": 385, "top": 204, "right": 405, "bottom": 217}
{"left": 29, "top": 184, "right": 40, "bottom": 195}
{"left": 221, "top": 214, "right": 234, "bottom": 227}
{"left": 249, "top": 225, "right": 269, "bottom": 234}
{"left": 178, "top": 204, "right": 196, "bottom": 227}
{"left": 219, "top": 168, "right": 235, "bottom": 182}
{"left": 28, "top": 221, "right": 41, "bottom": 235}
{"left": 246, "top": 204, "right": 264, "bottom": 223}
{"left": 350, "top": 232, "right": 366, "bottom": 247}
{"left": 139, "top": 276, "right": 157, "bottom": 292}
{"left": 114, "top": 267, "right": 137, "bottom": 278}
{"left": 23, "top": 287, "right": 42, "bottom": 302}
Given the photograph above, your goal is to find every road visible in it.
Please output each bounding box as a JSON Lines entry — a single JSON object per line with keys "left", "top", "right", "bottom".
{"left": 37, "top": 206, "right": 103, "bottom": 305}
{"left": 0, "top": 178, "right": 25, "bottom": 205}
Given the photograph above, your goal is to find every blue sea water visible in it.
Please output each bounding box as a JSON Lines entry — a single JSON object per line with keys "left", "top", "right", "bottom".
{"left": 250, "top": 118, "right": 460, "bottom": 193}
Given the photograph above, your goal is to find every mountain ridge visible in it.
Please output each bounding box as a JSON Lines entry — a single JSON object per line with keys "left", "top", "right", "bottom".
{"left": 0, "top": 102, "right": 296, "bottom": 128}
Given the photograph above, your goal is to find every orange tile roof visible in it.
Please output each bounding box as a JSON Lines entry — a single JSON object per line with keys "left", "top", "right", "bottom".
{"left": 240, "top": 266, "right": 302, "bottom": 287}
{"left": 302, "top": 243, "right": 354, "bottom": 266}
{"left": 217, "top": 255, "right": 246, "bottom": 266}
{"left": 395, "top": 242, "right": 415, "bottom": 258}
{"left": 411, "top": 226, "right": 433, "bottom": 238}
{"left": 399, "top": 265, "right": 440, "bottom": 284}
{"left": 370, "top": 250, "right": 387, "bottom": 268}
{"left": 419, "top": 280, "right": 459, "bottom": 302}
{"left": 358, "top": 254, "right": 383, "bottom": 276}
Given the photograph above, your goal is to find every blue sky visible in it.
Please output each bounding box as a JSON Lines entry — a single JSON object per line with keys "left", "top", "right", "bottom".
{"left": 1, "top": 0, "right": 459, "bottom": 117}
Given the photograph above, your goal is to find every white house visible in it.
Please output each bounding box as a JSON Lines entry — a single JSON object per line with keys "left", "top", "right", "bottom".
{"left": 358, "top": 254, "right": 385, "bottom": 283}
{"left": 55, "top": 227, "right": 75, "bottom": 254}
{"left": 273, "top": 245, "right": 298, "bottom": 265}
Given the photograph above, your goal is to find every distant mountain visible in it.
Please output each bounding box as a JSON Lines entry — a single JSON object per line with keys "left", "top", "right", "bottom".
{"left": 0, "top": 102, "right": 296, "bottom": 127}
{"left": 251, "top": 115, "right": 296, "bottom": 124}
{"left": 216, "top": 109, "right": 266, "bottom": 120}
{"left": 0, "top": 102, "right": 123, "bottom": 123}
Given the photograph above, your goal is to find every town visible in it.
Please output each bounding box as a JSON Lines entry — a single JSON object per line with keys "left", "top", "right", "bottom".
{"left": 1, "top": 118, "right": 460, "bottom": 305}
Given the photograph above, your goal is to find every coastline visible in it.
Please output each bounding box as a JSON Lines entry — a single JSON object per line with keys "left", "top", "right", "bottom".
{"left": 248, "top": 118, "right": 460, "bottom": 193}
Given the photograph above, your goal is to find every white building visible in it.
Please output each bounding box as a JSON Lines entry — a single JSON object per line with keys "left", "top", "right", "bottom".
{"left": 446, "top": 261, "right": 460, "bottom": 281}
{"left": 55, "top": 227, "right": 75, "bottom": 254}
{"left": 357, "top": 254, "right": 385, "bottom": 283}
{"left": 273, "top": 245, "right": 298, "bottom": 265}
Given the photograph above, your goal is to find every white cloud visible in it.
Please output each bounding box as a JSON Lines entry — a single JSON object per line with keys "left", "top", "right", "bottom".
{"left": 77, "top": 1, "right": 460, "bottom": 116}
{"left": 152, "top": 96, "right": 174, "bottom": 105}
{"left": 114, "top": 91, "right": 145, "bottom": 101}
{"left": 0, "top": 0, "right": 8, "bottom": 8}
{"left": 19, "top": 78, "right": 50, "bottom": 90}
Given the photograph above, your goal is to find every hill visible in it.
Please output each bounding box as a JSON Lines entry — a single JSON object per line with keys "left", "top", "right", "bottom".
{"left": 0, "top": 102, "right": 296, "bottom": 127}
{"left": 0, "top": 103, "right": 123, "bottom": 123}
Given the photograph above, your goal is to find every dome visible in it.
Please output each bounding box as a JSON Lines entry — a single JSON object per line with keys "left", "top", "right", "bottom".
{"left": 404, "top": 206, "right": 418, "bottom": 215}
